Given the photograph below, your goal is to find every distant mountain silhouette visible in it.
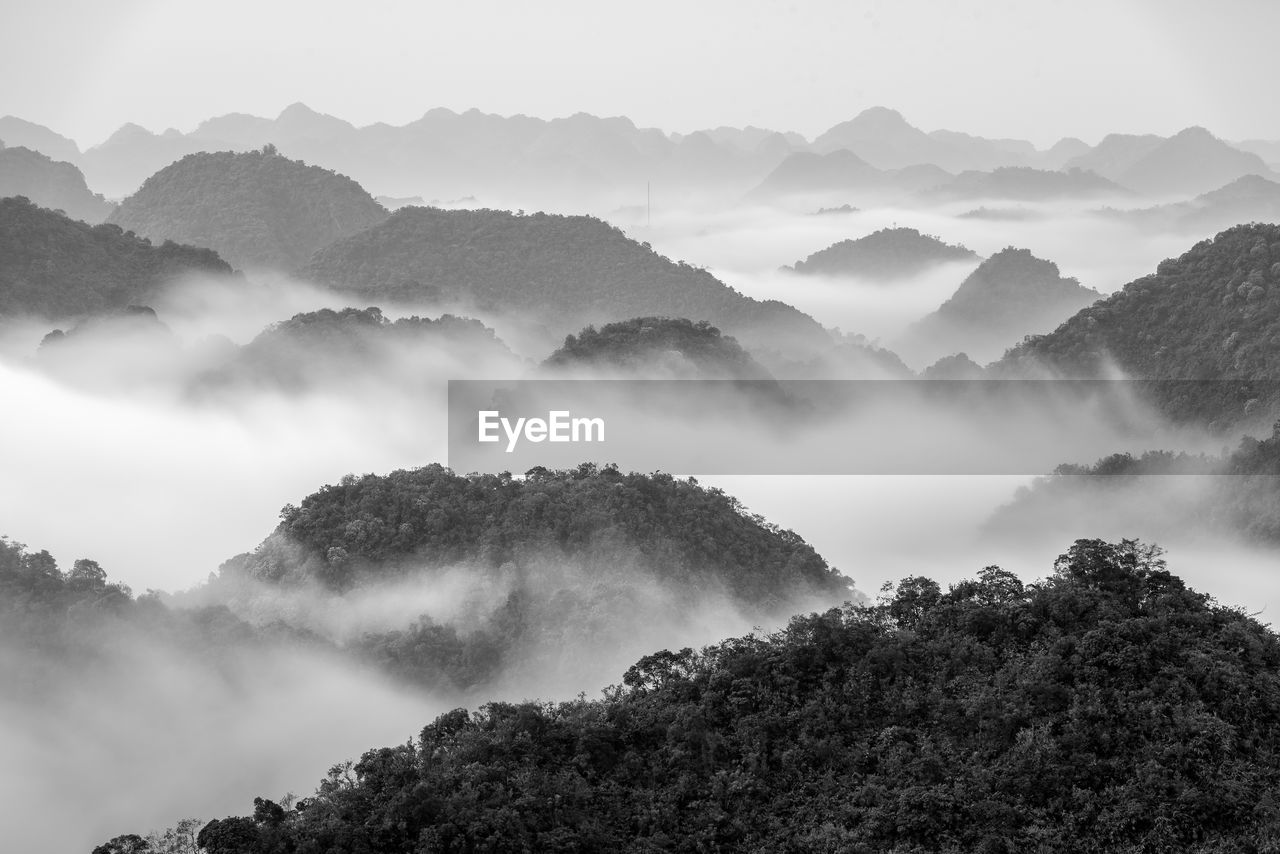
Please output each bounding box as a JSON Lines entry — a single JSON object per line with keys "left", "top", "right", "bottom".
{"left": 935, "top": 167, "right": 1127, "bottom": 200}
{"left": 74, "top": 103, "right": 802, "bottom": 208}
{"left": 996, "top": 224, "right": 1280, "bottom": 425}
{"left": 1063, "top": 133, "right": 1166, "bottom": 180}
{"left": 301, "top": 206, "right": 828, "bottom": 356}
{"left": 1117, "top": 127, "right": 1276, "bottom": 197}
{"left": 811, "top": 107, "right": 1032, "bottom": 172}
{"left": 786, "top": 227, "right": 977, "bottom": 279}
{"left": 897, "top": 248, "right": 1101, "bottom": 366}
{"left": 108, "top": 148, "right": 388, "bottom": 270}
{"left": 0, "top": 116, "right": 81, "bottom": 164}
{"left": 1036, "top": 136, "right": 1091, "bottom": 170}
{"left": 747, "top": 150, "right": 886, "bottom": 200}
{"left": 0, "top": 145, "right": 113, "bottom": 223}
{"left": 0, "top": 196, "right": 231, "bottom": 319}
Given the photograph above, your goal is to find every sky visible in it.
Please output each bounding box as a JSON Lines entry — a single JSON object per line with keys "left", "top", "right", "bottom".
{"left": 1, "top": 0, "right": 1276, "bottom": 150}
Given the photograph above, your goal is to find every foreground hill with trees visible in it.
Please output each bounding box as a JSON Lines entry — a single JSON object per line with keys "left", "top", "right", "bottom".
{"left": 0, "top": 196, "right": 231, "bottom": 318}
{"left": 104, "top": 537, "right": 1280, "bottom": 853}
{"left": 108, "top": 147, "right": 389, "bottom": 270}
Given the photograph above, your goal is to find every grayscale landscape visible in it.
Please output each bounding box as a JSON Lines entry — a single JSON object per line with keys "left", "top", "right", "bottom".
{"left": 3, "top": 1, "right": 1280, "bottom": 851}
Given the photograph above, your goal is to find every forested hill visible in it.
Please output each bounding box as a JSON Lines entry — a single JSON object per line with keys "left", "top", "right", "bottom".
{"left": 995, "top": 223, "right": 1280, "bottom": 424}
{"left": 0, "top": 144, "right": 114, "bottom": 223}
{"left": 787, "top": 226, "right": 977, "bottom": 279}
{"left": 543, "top": 317, "right": 772, "bottom": 378}
{"left": 897, "top": 247, "right": 1101, "bottom": 364}
{"left": 108, "top": 147, "right": 388, "bottom": 270}
{"left": 238, "top": 464, "right": 849, "bottom": 607}
{"left": 213, "top": 306, "right": 521, "bottom": 390}
{"left": 301, "top": 206, "right": 827, "bottom": 353}
{"left": 0, "top": 196, "right": 232, "bottom": 319}
{"left": 141, "top": 538, "right": 1280, "bottom": 853}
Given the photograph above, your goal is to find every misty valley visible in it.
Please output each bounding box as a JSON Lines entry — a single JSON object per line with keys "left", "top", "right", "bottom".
{"left": 5, "top": 92, "right": 1280, "bottom": 854}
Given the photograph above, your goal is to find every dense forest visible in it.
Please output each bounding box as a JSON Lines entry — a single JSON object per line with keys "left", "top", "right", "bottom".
{"left": 0, "top": 196, "right": 232, "bottom": 318}
{"left": 0, "top": 144, "right": 114, "bottom": 223}
{"left": 300, "top": 206, "right": 827, "bottom": 355}
{"left": 101, "top": 537, "right": 1280, "bottom": 853}
{"left": 898, "top": 248, "right": 1101, "bottom": 364}
{"left": 786, "top": 227, "right": 977, "bottom": 279}
{"left": 997, "top": 223, "right": 1280, "bottom": 426}
{"left": 542, "top": 317, "right": 771, "bottom": 379}
{"left": 108, "top": 147, "right": 389, "bottom": 270}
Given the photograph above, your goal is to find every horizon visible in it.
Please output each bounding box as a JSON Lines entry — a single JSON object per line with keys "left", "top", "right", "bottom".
{"left": 2, "top": 0, "right": 1277, "bottom": 150}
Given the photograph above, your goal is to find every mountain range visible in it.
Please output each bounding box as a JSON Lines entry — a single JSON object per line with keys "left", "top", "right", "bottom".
{"left": 12, "top": 105, "right": 1279, "bottom": 207}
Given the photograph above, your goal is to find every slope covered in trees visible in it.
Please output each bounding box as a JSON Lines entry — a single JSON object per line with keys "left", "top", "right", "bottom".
{"left": 134, "top": 538, "right": 1280, "bottom": 853}
{"left": 300, "top": 206, "right": 827, "bottom": 354}
{"left": 212, "top": 306, "right": 521, "bottom": 391}
{"left": 108, "top": 148, "right": 388, "bottom": 270}
{"left": 786, "top": 226, "right": 977, "bottom": 279}
{"left": 0, "top": 144, "right": 113, "bottom": 223}
{"left": 543, "top": 317, "right": 771, "bottom": 378}
{"left": 0, "top": 196, "right": 232, "bottom": 319}
{"left": 897, "top": 248, "right": 1101, "bottom": 365}
{"left": 996, "top": 223, "right": 1280, "bottom": 425}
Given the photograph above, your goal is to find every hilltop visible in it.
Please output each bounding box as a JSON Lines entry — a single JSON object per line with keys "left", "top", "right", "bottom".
{"left": 543, "top": 317, "right": 772, "bottom": 379}
{"left": 0, "top": 145, "right": 113, "bottom": 223}
{"left": 301, "top": 206, "right": 828, "bottom": 355}
{"left": 0, "top": 196, "right": 231, "bottom": 319}
{"left": 786, "top": 226, "right": 977, "bottom": 279}
{"left": 996, "top": 223, "right": 1280, "bottom": 425}
{"left": 108, "top": 147, "right": 388, "bottom": 270}
{"left": 897, "top": 248, "right": 1102, "bottom": 365}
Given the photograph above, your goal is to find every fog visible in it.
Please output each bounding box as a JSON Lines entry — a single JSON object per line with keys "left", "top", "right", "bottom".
{"left": 3, "top": 189, "right": 1278, "bottom": 852}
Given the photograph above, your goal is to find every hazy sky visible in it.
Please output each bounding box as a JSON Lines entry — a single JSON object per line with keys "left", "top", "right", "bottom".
{"left": 1, "top": 0, "right": 1276, "bottom": 149}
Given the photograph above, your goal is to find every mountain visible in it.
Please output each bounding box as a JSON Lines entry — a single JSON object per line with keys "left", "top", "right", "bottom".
{"left": 1036, "top": 136, "right": 1091, "bottom": 169}
{"left": 0, "top": 145, "right": 113, "bottom": 223}
{"left": 69, "top": 104, "right": 798, "bottom": 209}
{"left": 213, "top": 464, "right": 855, "bottom": 693}
{"left": 108, "top": 148, "right": 388, "bottom": 270}
{"left": 127, "top": 538, "right": 1280, "bottom": 853}
{"left": 212, "top": 306, "right": 521, "bottom": 391}
{"left": 935, "top": 166, "right": 1127, "bottom": 201}
{"left": 0, "top": 116, "right": 80, "bottom": 164}
{"left": 746, "top": 150, "right": 886, "bottom": 200}
{"left": 80, "top": 122, "right": 200, "bottom": 199}
{"left": 1063, "top": 133, "right": 1165, "bottom": 181}
{"left": 996, "top": 223, "right": 1280, "bottom": 425}
{"left": 896, "top": 248, "right": 1102, "bottom": 366}
{"left": 0, "top": 196, "right": 232, "bottom": 319}
{"left": 300, "top": 206, "right": 828, "bottom": 356}
{"left": 543, "top": 317, "right": 772, "bottom": 379}
{"left": 811, "top": 107, "right": 1031, "bottom": 172}
{"left": 1114, "top": 174, "right": 1280, "bottom": 234}
{"left": 1117, "top": 127, "right": 1275, "bottom": 197}
{"left": 786, "top": 226, "right": 978, "bottom": 279}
